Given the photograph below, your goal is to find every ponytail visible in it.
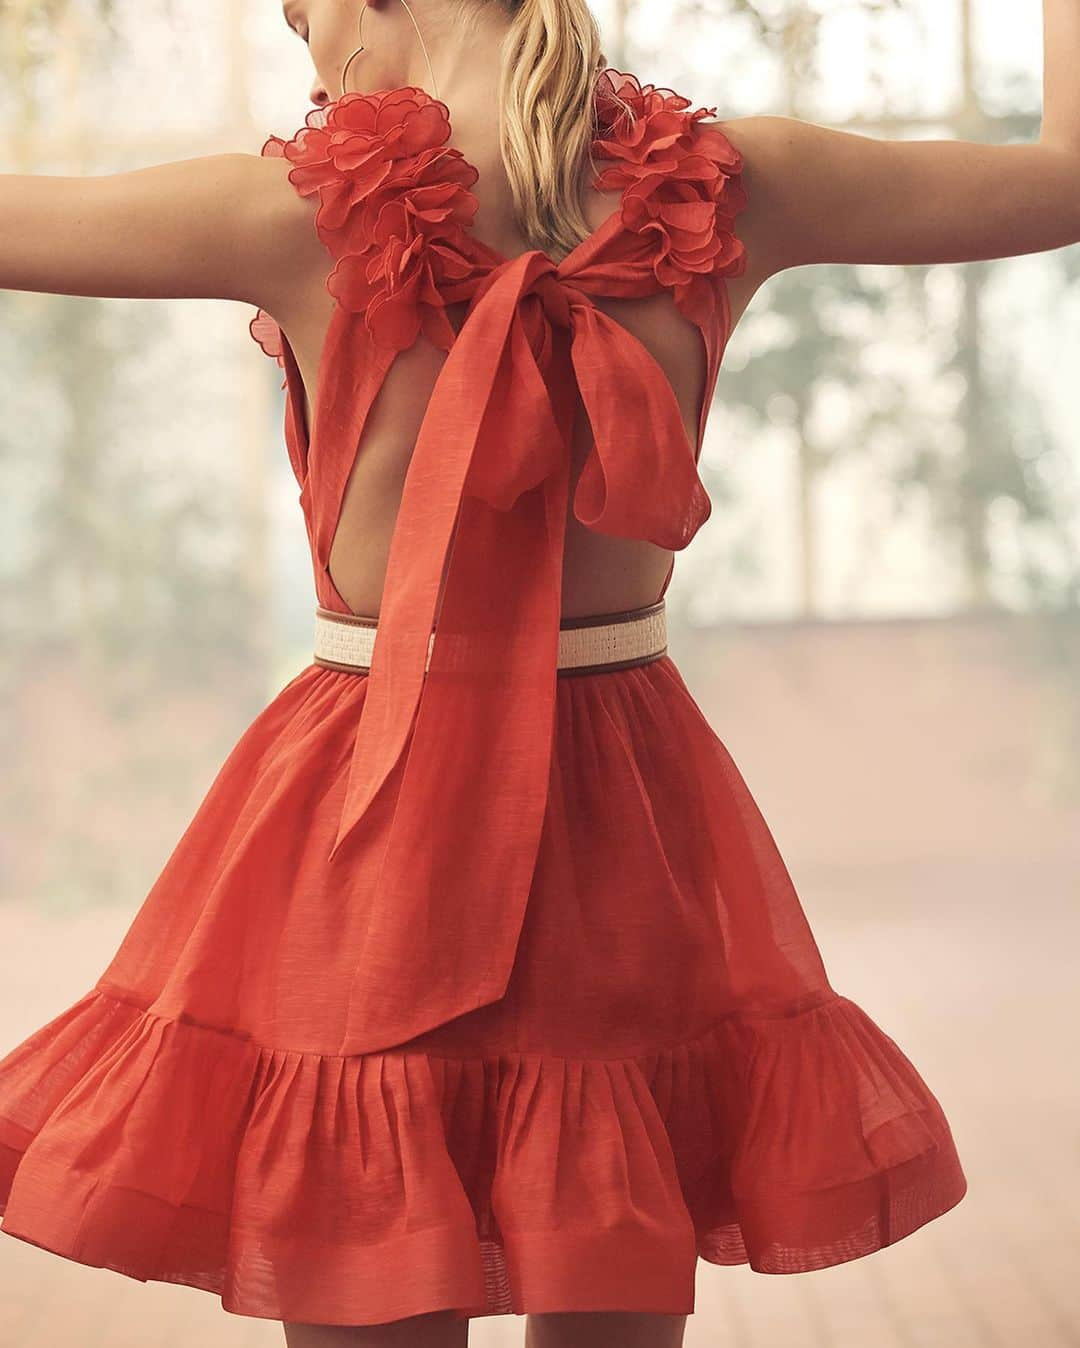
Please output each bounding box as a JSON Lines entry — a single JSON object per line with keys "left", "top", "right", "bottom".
{"left": 496, "top": 0, "right": 607, "bottom": 260}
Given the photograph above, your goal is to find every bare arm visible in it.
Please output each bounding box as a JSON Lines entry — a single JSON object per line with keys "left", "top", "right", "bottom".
{"left": 0, "top": 151, "right": 325, "bottom": 310}
{"left": 717, "top": 0, "right": 1080, "bottom": 284}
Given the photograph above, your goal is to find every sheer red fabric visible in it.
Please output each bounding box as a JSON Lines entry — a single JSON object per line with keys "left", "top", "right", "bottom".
{"left": 0, "top": 70, "right": 967, "bottom": 1325}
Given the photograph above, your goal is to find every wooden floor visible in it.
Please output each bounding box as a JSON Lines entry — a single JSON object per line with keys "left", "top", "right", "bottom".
{"left": 1, "top": 846, "right": 1075, "bottom": 1348}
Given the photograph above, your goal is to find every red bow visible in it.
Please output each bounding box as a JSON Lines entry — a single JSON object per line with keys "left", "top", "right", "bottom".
{"left": 330, "top": 248, "right": 709, "bottom": 1054}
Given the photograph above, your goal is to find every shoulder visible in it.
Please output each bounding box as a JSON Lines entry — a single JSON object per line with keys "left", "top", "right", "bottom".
{"left": 592, "top": 69, "right": 750, "bottom": 176}
{"left": 234, "top": 146, "right": 321, "bottom": 243}
{"left": 701, "top": 112, "right": 822, "bottom": 196}
{"left": 156, "top": 145, "right": 327, "bottom": 317}
{"left": 698, "top": 114, "right": 867, "bottom": 284}
{"left": 222, "top": 144, "right": 331, "bottom": 318}
{"left": 589, "top": 73, "right": 752, "bottom": 290}
{"left": 696, "top": 116, "right": 789, "bottom": 290}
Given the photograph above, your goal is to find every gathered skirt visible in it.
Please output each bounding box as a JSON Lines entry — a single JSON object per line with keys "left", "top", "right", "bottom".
{"left": 0, "top": 650, "right": 967, "bottom": 1325}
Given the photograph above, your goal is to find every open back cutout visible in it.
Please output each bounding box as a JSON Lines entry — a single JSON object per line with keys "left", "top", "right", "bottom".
{"left": 312, "top": 287, "right": 711, "bottom": 618}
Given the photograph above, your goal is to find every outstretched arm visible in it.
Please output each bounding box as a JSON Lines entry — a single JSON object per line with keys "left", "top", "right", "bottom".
{"left": 0, "top": 151, "right": 325, "bottom": 311}
{"left": 719, "top": 0, "right": 1080, "bottom": 284}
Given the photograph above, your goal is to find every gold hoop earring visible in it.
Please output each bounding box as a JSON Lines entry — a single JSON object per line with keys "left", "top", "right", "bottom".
{"left": 339, "top": 8, "right": 366, "bottom": 97}
{"left": 339, "top": 0, "right": 440, "bottom": 100}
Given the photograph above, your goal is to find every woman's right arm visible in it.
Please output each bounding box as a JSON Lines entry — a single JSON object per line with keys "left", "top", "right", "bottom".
{"left": 717, "top": 0, "right": 1080, "bottom": 286}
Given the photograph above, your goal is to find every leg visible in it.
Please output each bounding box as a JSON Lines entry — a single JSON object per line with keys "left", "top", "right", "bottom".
{"left": 282, "top": 1310, "right": 469, "bottom": 1348}
{"left": 525, "top": 1312, "right": 688, "bottom": 1348}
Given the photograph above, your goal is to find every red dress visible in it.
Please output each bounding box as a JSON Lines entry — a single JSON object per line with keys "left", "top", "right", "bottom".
{"left": 0, "top": 70, "right": 966, "bottom": 1326}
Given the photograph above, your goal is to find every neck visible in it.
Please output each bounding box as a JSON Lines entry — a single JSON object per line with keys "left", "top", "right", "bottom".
{"left": 409, "top": 2, "right": 511, "bottom": 116}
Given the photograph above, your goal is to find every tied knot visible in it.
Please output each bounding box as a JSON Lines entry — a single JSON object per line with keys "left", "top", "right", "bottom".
{"left": 517, "top": 270, "right": 573, "bottom": 369}
{"left": 464, "top": 250, "right": 589, "bottom": 370}
{"left": 460, "top": 250, "right": 588, "bottom": 514}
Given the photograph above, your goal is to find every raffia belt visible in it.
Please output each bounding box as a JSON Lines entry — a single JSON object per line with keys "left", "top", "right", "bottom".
{"left": 313, "top": 598, "right": 668, "bottom": 677}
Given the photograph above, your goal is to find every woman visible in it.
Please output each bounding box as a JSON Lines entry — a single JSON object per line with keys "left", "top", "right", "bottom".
{"left": 0, "top": 0, "right": 1076, "bottom": 1345}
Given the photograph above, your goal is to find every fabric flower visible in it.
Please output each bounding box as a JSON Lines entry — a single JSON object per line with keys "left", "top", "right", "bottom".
{"left": 248, "top": 307, "right": 287, "bottom": 388}
{"left": 274, "top": 87, "right": 485, "bottom": 351}
{"left": 592, "top": 70, "right": 748, "bottom": 298}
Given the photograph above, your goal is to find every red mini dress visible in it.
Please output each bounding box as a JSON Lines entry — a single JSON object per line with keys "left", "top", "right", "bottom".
{"left": 0, "top": 69, "right": 967, "bottom": 1327}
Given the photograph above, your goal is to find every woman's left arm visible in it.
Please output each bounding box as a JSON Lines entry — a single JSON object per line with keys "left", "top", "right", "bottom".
{"left": 715, "top": 0, "right": 1080, "bottom": 285}
{"left": 0, "top": 151, "right": 322, "bottom": 308}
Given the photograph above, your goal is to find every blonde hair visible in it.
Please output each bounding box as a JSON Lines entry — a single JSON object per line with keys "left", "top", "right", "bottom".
{"left": 481, "top": 0, "right": 610, "bottom": 260}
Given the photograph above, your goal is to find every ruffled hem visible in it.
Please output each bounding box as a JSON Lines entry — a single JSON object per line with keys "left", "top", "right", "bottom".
{"left": 0, "top": 985, "right": 966, "bottom": 1324}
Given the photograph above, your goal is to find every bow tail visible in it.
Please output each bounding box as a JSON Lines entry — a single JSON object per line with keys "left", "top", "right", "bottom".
{"left": 327, "top": 251, "right": 574, "bottom": 1055}
{"left": 326, "top": 262, "right": 543, "bottom": 863}
{"left": 338, "top": 461, "right": 570, "bottom": 1053}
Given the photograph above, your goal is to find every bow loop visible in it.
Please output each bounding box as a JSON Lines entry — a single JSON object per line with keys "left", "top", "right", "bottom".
{"left": 566, "top": 301, "right": 712, "bottom": 550}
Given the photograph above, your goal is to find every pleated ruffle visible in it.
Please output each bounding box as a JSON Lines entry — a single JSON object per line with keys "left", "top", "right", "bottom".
{"left": 0, "top": 981, "right": 966, "bottom": 1325}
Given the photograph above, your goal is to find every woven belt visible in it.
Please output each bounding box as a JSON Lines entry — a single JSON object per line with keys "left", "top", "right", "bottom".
{"left": 313, "top": 598, "right": 668, "bottom": 676}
